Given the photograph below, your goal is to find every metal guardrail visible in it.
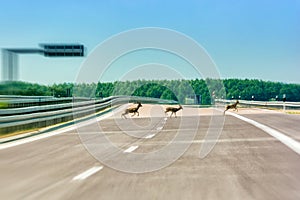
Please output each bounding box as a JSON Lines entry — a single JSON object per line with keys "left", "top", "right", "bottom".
{"left": 0, "top": 96, "right": 177, "bottom": 135}
{"left": 0, "top": 96, "right": 93, "bottom": 109}
{"left": 215, "top": 99, "right": 300, "bottom": 110}
{"left": 0, "top": 96, "right": 116, "bottom": 116}
{"left": 0, "top": 101, "right": 114, "bottom": 135}
{"left": 0, "top": 95, "right": 54, "bottom": 99}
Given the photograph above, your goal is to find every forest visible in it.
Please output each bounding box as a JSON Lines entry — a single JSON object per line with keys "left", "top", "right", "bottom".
{"left": 1, "top": 79, "right": 300, "bottom": 105}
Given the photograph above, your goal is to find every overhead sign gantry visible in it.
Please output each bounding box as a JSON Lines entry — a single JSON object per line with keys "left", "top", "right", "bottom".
{"left": 1, "top": 44, "right": 85, "bottom": 81}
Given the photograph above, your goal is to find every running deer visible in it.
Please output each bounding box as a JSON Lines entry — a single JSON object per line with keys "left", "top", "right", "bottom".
{"left": 121, "top": 102, "right": 143, "bottom": 119}
{"left": 165, "top": 105, "right": 183, "bottom": 118}
{"left": 224, "top": 100, "right": 239, "bottom": 114}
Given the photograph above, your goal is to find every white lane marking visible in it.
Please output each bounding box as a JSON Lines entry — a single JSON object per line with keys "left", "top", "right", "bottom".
{"left": 0, "top": 126, "right": 76, "bottom": 150}
{"left": 164, "top": 117, "right": 168, "bottom": 121}
{"left": 72, "top": 128, "right": 198, "bottom": 135}
{"left": 124, "top": 145, "right": 139, "bottom": 153}
{"left": 246, "top": 146, "right": 272, "bottom": 149}
{"left": 191, "top": 138, "right": 276, "bottom": 143}
{"left": 156, "top": 127, "right": 163, "bottom": 131}
{"left": 144, "top": 134, "right": 155, "bottom": 139}
{"left": 72, "top": 166, "right": 103, "bottom": 181}
{"left": 0, "top": 107, "right": 118, "bottom": 150}
{"left": 137, "top": 138, "right": 279, "bottom": 144}
{"left": 227, "top": 111, "right": 300, "bottom": 155}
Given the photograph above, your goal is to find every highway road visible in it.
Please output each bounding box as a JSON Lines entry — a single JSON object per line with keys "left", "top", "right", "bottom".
{"left": 1, "top": 104, "right": 300, "bottom": 200}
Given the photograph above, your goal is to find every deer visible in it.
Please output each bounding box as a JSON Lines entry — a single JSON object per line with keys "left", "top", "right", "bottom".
{"left": 165, "top": 105, "right": 183, "bottom": 118}
{"left": 224, "top": 100, "right": 239, "bottom": 114}
{"left": 121, "top": 102, "right": 143, "bottom": 119}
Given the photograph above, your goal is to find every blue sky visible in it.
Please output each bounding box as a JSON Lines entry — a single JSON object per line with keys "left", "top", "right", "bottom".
{"left": 0, "top": 0, "right": 299, "bottom": 84}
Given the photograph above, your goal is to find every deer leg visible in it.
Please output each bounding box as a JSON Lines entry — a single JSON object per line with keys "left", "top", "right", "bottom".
{"left": 137, "top": 111, "right": 139, "bottom": 116}
{"left": 224, "top": 108, "right": 228, "bottom": 114}
{"left": 122, "top": 110, "right": 129, "bottom": 119}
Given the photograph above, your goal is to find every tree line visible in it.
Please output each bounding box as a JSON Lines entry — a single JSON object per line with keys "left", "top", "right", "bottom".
{"left": 1, "top": 79, "right": 299, "bottom": 104}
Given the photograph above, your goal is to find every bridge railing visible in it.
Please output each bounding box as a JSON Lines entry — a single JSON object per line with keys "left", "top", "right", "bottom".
{"left": 0, "top": 96, "right": 117, "bottom": 116}
{"left": 0, "top": 95, "right": 92, "bottom": 109}
{"left": 215, "top": 99, "right": 300, "bottom": 110}
{"left": 0, "top": 96, "right": 176, "bottom": 136}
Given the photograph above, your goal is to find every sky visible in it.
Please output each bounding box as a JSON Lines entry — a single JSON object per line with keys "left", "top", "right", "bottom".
{"left": 0, "top": 0, "right": 299, "bottom": 85}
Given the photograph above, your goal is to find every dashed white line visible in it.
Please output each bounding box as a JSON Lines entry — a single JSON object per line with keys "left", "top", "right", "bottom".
{"left": 156, "top": 127, "right": 163, "bottom": 131}
{"left": 228, "top": 111, "right": 300, "bottom": 155}
{"left": 144, "top": 134, "right": 155, "bottom": 139}
{"left": 124, "top": 145, "right": 139, "bottom": 153}
{"left": 72, "top": 166, "right": 103, "bottom": 181}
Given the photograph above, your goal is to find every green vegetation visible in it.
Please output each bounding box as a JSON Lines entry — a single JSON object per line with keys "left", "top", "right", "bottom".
{"left": 0, "top": 101, "right": 8, "bottom": 108}
{"left": 1, "top": 79, "right": 300, "bottom": 104}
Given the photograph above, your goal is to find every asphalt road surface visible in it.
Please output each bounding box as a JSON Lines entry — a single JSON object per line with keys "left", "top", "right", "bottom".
{"left": 1, "top": 104, "right": 300, "bottom": 200}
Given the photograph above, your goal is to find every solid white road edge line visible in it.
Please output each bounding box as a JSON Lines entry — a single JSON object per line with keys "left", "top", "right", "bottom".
{"left": 228, "top": 111, "right": 300, "bottom": 155}
{"left": 0, "top": 126, "right": 76, "bottom": 150}
{"left": 0, "top": 107, "right": 117, "bottom": 150}
{"left": 72, "top": 166, "right": 103, "bottom": 181}
{"left": 124, "top": 145, "right": 139, "bottom": 153}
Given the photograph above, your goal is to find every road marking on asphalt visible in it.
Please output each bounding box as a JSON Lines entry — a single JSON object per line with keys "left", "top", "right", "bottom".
{"left": 132, "top": 138, "right": 279, "bottom": 145}
{"left": 72, "top": 166, "right": 103, "bottom": 181}
{"left": 227, "top": 111, "right": 300, "bottom": 155}
{"left": 191, "top": 138, "right": 276, "bottom": 143}
{"left": 0, "top": 126, "right": 77, "bottom": 150}
{"left": 157, "top": 127, "right": 163, "bottom": 130}
{"left": 0, "top": 107, "right": 118, "bottom": 150}
{"left": 144, "top": 134, "right": 155, "bottom": 139}
{"left": 124, "top": 145, "right": 139, "bottom": 153}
